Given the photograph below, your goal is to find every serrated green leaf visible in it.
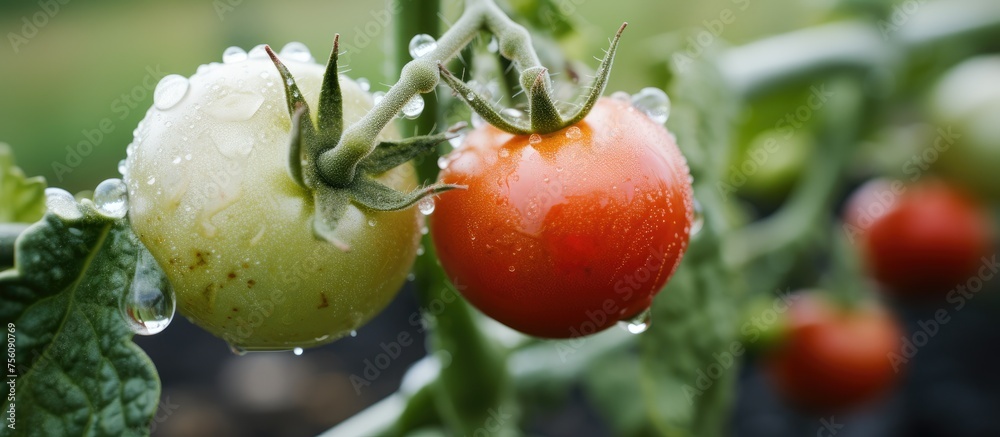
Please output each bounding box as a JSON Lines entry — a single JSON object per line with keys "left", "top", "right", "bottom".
{"left": 0, "top": 144, "right": 46, "bottom": 223}
{"left": 0, "top": 202, "right": 161, "bottom": 437}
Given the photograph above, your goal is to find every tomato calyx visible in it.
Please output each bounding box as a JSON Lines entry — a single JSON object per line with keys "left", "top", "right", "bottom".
{"left": 438, "top": 23, "right": 627, "bottom": 135}
{"left": 265, "top": 36, "right": 464, "bottom": 248}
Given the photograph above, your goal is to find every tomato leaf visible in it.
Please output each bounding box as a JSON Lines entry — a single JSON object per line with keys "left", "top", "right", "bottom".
{"left": 0, "top": 199, "right": 161, "bottom": 437}
{"left": 0, "top": 143, "right": 46, "bottom": 223}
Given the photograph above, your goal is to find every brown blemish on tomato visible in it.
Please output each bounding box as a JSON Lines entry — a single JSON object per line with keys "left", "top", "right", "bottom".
{"left": 227, "top": 271, "right": 237, "bottom": 280}
{"left": 242, "top": 262, "right": 250, "bottom": 269}
{"left": 247, "top": 279, "right": 256, "bottom": 289}
{"left": 202, "top": 283, "right": 216, "bottom": 307}
{"left": 318, "top": 292, "right": 329, "bottom": 309}
{"left": 232, "top": 307, "right": 238, "bottom": 312}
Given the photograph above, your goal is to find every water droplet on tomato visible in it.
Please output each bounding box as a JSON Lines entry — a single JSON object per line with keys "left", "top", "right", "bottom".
{"left": 417, "top": 245, "right": 426, "bottom": 256}
{"left": 373, "top": 91, "right": 385, "bottom": 105}
{"left": 45, "top": 188, "right": 82, "bottom": 220}
{"left": 611, "top": 91, "right": 631, "bottom": 101}
{"left": 293, "top": 347, "right": 304, "bottom": 356}
{"left": 528, "top": 134, "right": 542, "bottom": 145}
{"left": 508, "top": 266, "right": 515, "bottom": 272}
{"left": 153, "top": 75, "right": 190, "bottom": 111}
{"left": 247, "top": 44, "right": 268, "bottom": 59}
{"left": 631, "top": 87, "right": 671, "bottom": 124}
{"left": 437, "top": 155, "right": 450, "bottom": 170}
{"left": 690, "top": 199, "right": 704, "bottom": 236}
{"left": 565, "top": 126, "right": 582, "bottom": 139}
{"left": 279, "top": 41, "right": 313, "bottom": 63}
{"left": 146, "top": 176, "right": 156, "bottom": 185}
{"left": 222, "top": 46, "right": 248, "bottom": 63}
{"left": 356, "top": 78, "right": 371, "bottom": 92}
{"left": 498, "top": 148, "right": 510, "bottom": 158}
{"left": 117, "top": 159, "right": 127, "bottom": 176}
{"left": 619, "top": 308, "right": 652, "bottom": 334}
{"left": 120, "top": 251, "right": 175, "bottom": 336}
{"left": 94, "top": 178, "right": 128, "bottom": 219}
{"left": 350, "top": 330, "right": 358, "bottom": 338}
{"left": 401, "top": 95, "right": 424, "bottom": 119}
{"left": 418, "top": 196, "right": 436, "bottom": 215}
{"left": 409, "top": 34, "right": 437, "bottom": 58}
{"left": 228, "top": 344, "right": 247, "bottom": 356}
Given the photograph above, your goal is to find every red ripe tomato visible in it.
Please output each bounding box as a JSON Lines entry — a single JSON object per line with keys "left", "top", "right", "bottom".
{"left": 844, "top": 179, "right": 993, "bottom": 296}
{"left": 765, "top": 292, "right": 902, "bottom": 412}
{"left": 430, "top": 97, "right": 694, "bottom": 338}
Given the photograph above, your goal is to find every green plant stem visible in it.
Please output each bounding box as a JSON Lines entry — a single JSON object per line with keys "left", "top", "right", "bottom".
{"left": 318, "top": 0, "right": 542, "bottom": 187}
{"left": 0, "top": 223, "right": 29, "bottom": 268}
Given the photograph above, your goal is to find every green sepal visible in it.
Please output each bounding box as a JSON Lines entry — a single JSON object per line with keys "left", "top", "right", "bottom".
{"left": 287, "top": 105, "right": 309, "bottom": 189}
{"left": 317, "top": 34, "right": 344, "bottom": 138}
{"left": 358, "top": 123, "right": 466, "bottom": 175}
{"left": 0, "top": 198, "right": 162, "bottom": 437}
{"left": 438, "top": 23, "right": 628, "bottom": 135}
{"left": 562, "top": 22, "right": 627, "bottom": 126}
{"left": 438, "top": 64, "right": 533, "bottom": 135}
{"left": 265, "top": 45, "right": 313, "bottom": 122}
{"left": 348, "top": 177, "right": 464, "bottom": 212}
{"left": 524, "top": 67, "right": 565, "bottom": 133}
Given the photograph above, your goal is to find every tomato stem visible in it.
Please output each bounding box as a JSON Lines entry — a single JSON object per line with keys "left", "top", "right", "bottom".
{"left": 317, "top": 0, "right": 544, "bottom": 187}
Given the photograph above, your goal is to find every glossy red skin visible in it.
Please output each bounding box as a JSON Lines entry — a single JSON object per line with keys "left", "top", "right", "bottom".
{"left": 431, "top": 98, "right": 694, "bottom": 338}
{"left": 845, "top": 180, "right": 993, "bottom": 296}
{"left": 766, "top": 293, "right": 902, "bottom": 412}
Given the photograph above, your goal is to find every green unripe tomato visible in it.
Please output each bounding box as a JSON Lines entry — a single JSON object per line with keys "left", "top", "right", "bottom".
{"left": 928, "top": 55, "right": 1000, "bottom": 199}
{"left": 125, "top": 48, "right": 420, "bottom": 351}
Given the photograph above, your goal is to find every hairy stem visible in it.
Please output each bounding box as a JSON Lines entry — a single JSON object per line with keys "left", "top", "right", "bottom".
{"left": 318, "top": 0, "right": 541, "bottom": 187}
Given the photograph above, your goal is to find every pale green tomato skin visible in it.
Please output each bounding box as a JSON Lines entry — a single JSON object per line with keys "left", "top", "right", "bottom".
{"left": 125, "top": 55, "right": 420, "bottom": 350}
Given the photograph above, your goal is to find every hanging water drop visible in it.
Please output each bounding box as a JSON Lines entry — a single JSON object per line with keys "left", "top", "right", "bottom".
{"left": 93, "top": 178, "right": 128, "bottom": 219}
{"left": 45, "top": 188, "right": 82, "bottom": 220}
{"left": 229, "top": 344, "right": 247, "bottom": 356}
{"left": 356, "top": 78, "right": 371, "bottom": 92}
{"left": 293, "top": 347, "right": 304, "bottom": 356}
{"left": 401, "top": 94, "right": 425, "bottom": 119}
{"left": 528, "top": 134, "right": 542, "bottom": 145}
{"left": 630, "top": 87, "right": 671, "bottom": 124}
{"left": 117, "top": 159, "right": 127, "bottom": 176}
{"left": 448, "top": 133, "right": 465, "bottom": 149}
{"left": 437, "top": 155, "right": 450, "bottom": 170}
{"left": 373, "top": 91, "right": 385, "bottom": 105}
{"left": 279, "top": 41, "right": 313, "bottom": 62}
{"left": 619, "top": 308, "right": 652, "bottom": 334}
{"left": 153, "top": 75, "right": 190, "bottom": 111}
{"left": 408, "top": 34, "right": 437, "bottom": 58}
{"left": 487, "top": 36, "right": 499, "bottom": 53}
{"left": 350, "top": 330, "right": 358, "bottom": 338}
{"left": 222, "top": 46, "right": 248, "bottom": 64}
{"left": 565, "top": 126, "right": 582, "bottom": 139}
{"left": 500, "top": 108, "right": 524, "bottom": 121}
{"left": 690, "top": 199, "right": 704, "bottom": 237}
{"left": 418, "top": 196, "right": 436, "bottom": 215}
{"left": 247, "top": 44, "right": 268, "bottom": 59}
{"left": 120, "top": 250, "right": 175, "bottom": 336}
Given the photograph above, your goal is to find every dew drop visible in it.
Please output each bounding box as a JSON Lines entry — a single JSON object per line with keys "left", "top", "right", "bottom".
{"left": 565, "top": 126, "right": 582, "bottom": 139}
{"left": 373, "top": 91, "right": 385, "bottom": 105}
{"left": 356, "top": 78, "right": 371, "bottom": 92}
{"left": 120, "top": 251, "right": 175, "bottom": 336}
{"left": 367, "top": 219, "right": 376, "bottom": 227}
{"left": 172, "top": 156, "right": 182, "bottom": 164}
{"left": 611, "top": 91, "right": 631, "bottom": 102}
{"left": 437, "top": 155, "right": 450, "bottom": 170}
{"left": 247, "top": 44, "right": 268, "bottom": 59}
{"left": 416, "top": 246, "right": 425, "bottom": 256}
{"left": 619, "top": 308, "right": 652, "bottom": 334}
{"left": 185, "top": 153, "right": 192, "bottom": 161}
{"left": 93, "top": 178, "right": 128, "bottom": 219}
{"left": 407, "top": 273, "right": 416, "bottom": 281}
{"left": 153, "top": 75, "right": 190, "bottom": 111}
{"left": 500, "top": 108, "right": 524, "bottom": 121}
{"left": 487, "top": 36, "right": 499, "bottom": 53}
{"left": 630, "top": 87, "right": 671, "bottom": 124}
{"left": 146, "top": 176, "right": 156, "bottom": 185}
{"left": 418, "top": 197, "right": 435, "bottom": 215}
{"left": 448, "top": 134, "right": 464, "bottom": 149}
{"left": 45, "top": 188, "right": 82, "bottom": 220}
{"left": 401, "top": 94, "right": 425, "bottom": 119}
{"left": 528, "top": 134, "right": 542, "bottom": 145}
{"left": 228, "top": 344, "right": 247, "bottom": 356}
{"left": 498, "top": 148, "right": 510, "bottom": 158}
{"left": 222, "top": 46, "right": 248, "bottom": 64}
{"left": 508, "top": 266, "right": 515, "bottom": 272}
{"left": 690, "top": 199, "right": 704, "bottom": 237}
{"left": 408, "top": 34, "right": 437, "bottom": 58}
{"left": 420, "top": 226, "right": 429, "bottom": 235}
{"left": 279, "top": 41, "right": 313, "bottom": 63}
{"left": 293, "top": 347, "right": 304, "bottom": 356}
{"left": 350, "top": 330, "right": 358, "bottom": 338}
{"left": 117, "top": 159, "right": 127, "bottom": 176}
